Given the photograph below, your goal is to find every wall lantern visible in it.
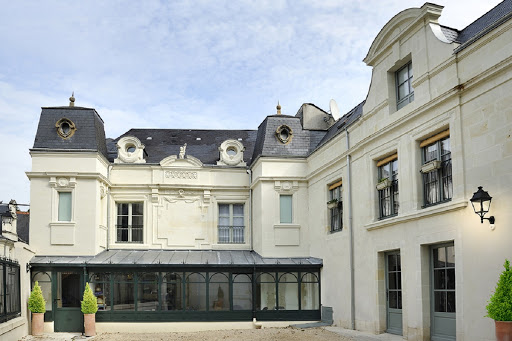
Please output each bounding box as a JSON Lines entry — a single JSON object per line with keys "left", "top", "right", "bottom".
{"left": 470, "top": 186, "right": 495, "bottom": 227}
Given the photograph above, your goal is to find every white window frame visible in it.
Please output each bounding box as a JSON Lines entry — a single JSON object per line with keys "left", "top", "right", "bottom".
{"left": 217, "top": 203, "right": 245, "bottom": 244}
{"left": 396, "top": 61, "right": 414, "bottom": 110}
{"left": 116, "top": 202, "right": 144, "bottom": 243}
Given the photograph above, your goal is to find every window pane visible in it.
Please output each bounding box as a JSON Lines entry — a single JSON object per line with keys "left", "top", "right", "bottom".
{"left": 210, "top": 282, "right": 229, "bottom": 311}
{"left": 434, "top": 291, "right": 446, "bottom": 312}
{"left": 138, "top": 282, "right": 158, "bottom": 311}
{"left": 233, "top": 204, "right": 244, "bottom": 216}
{"left": 161, "top": 273, "right": 183, "bottom": 311}
{"left": 218, "top": 217, "right": 230, "bottom": 226}
{"left": 132, "top": 203, "right": 143, "bottom": 215}
{"left": 119, "top": 203, "right": 129, "bottom": 215}
{"left": 256, "top": 283, "right": 276, "bottom": 310}
{"left": 280, "top": 195, "right": 292, "bottom": 223}
{"left": 447, "top": 291, "right": 456, "bottom": 312}
{"left": 219, "top": 204, "right": 229, "bottom": 217}
{"left": 398, "top": 66, "right": 409, "bottom": 83}
{"left": 398, "top": 83, "right": 408, "bottom": 99}
{"left": 132, "top": 216, "right": 143, "bottom": 227}
{"left": 233, "top": 274, "right": 252, "bottom": 310}
{"left": 185, "top": 282, "right": 206, "bottom": 311}
{"left": 301, "top": 281, "right": 319, "bottom": 310}
{"left": 113, "top": 282, "right": 135, "bottom": 310}
{"left": 92, "top": 281, "right": 111, "bottom": 311}
{"left": 278, "top": 283, "right": 298, "bottom": 310}
{"left": 58, "top": 192, "right": 72, "bottom": 221}
{"left": 389, "top": 291, "right": 397, "bottom": 309}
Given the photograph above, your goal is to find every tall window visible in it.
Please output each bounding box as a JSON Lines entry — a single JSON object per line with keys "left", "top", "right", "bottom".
{"left": 58, "top": 192, "right": 72, "bottom": 221}
{"left": 0, "top": 259, "right": 21, "bottom": 323}
{"left": 328, "top": 181, "right": 342, "bottom": 232}
{"left": 218, "top": 204, "right": 244, "bottom": 244}
{"left": 377, "top": 155, "right": 398, "bottom": 218}
{"left": 396, "top": 62, "right": 414, "bottom": 110}
{"left": 116, "top": 203, "right": 143, "bottom": 243}
{"left": 421, "top": 131, "right": 452, "bottom": 207}
{"left": 279, "top": 195, "right": 292, "bottom": 223}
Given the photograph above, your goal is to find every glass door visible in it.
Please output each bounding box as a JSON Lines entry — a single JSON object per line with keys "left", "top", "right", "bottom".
{"left": 54, "top": 271, "right": 83, "bottom": 332}
{"left": 385, "top": 251, "right": 402, "bottom": 335}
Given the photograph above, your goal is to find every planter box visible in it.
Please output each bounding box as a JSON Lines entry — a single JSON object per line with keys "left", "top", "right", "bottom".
{"left": 31, "top": 312, "right": 44, "bottom": 336}
{"left": 376, "top": 179, "right": 392, "bottom": 190}
{"left": 327, "top": 201, "right": 338, "bottom": 209}
{"left": 84, "top": 313, "right": 96, "bottom": 337}
{"left": 495, "top": 320, "right": 512, "bottom": 341}
{"left": 421, "top": 160, "right": 441, "bottom": 173}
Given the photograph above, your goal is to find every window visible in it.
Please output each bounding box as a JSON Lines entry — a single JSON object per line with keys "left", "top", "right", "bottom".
{"left": 328, "top": 181, "right": 342, "bottom": 232}
{"left": 0, "top": 259, "right": 21, "bottom": 323}
{"left": 421, "top": 131, "right": 452, "bottom": 207}
{"left": 58, "top": 192, "right": 72, "bottom": 221}
{"left": 377, "top": 155, "right": 398, "bottom": 218}
{"left": 396, "top": 62, "right": 414, "bottom": 110}
{"left": 116, "top": 203, "right": 143, "bottom": 243}
{"left": 279, "top": 195, "right": 292, "bottom": 223}
{"left": 218, "top": 204, "right": 244, "bottom": 243}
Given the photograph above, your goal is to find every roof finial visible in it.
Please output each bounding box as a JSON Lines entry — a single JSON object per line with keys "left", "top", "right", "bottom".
{"left": 276, "top": 101, "right": 281, "bottom": 115}
{"left": 69, "top": 92, "right": 75, "bottom": 107}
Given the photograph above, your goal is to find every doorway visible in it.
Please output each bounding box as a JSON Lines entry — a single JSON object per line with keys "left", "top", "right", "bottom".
{"left": 54, "top": 271, "right": 83, "bottom": 332}
{"left": 385, "top": 251, "right": 402, "bottom": 335}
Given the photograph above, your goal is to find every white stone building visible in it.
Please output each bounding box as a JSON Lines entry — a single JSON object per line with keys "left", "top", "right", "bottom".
{"left": 1, "top": 1, "right": 511, "bottom": 340}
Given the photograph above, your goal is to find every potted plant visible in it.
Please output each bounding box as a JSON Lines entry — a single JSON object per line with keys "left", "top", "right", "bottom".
{"left": 376, "top": 178, "right": 392, "bottom": 190}
{"left": 81, "top": 283, "right": 98, "bottom": 337}
{"left": 486, "top": 259, "right": 512, "bottom": 341}
{"left": 327, "top": 199, "right": 338, "bottom": 209}
{"left": 28, "top": 281, "right": 46, "bottom": 336}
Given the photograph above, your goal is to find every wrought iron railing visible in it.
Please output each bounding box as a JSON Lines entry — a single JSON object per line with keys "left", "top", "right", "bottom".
{"left": 0, "top": 258, "right": 21, "bottom": 323}
{"left": 218, "top": 226, "right": 245, "bottom": 244}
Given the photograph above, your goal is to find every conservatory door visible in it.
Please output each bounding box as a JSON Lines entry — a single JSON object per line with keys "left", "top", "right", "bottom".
{"left": 54, "top": 271, "right": 83, "bottom": 332}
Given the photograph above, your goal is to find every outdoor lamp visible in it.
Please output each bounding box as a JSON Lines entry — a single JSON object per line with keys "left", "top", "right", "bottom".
{"left": 470, "top": 186, "right": 495, "bottom": 226}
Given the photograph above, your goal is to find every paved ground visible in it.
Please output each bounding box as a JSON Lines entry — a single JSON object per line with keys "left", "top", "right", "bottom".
{"left": 19, "top": 327, "right": 404, "bottom": 341}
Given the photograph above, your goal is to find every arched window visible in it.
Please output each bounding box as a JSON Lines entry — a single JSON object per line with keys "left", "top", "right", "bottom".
{"left": 278, "top": 272, "right": 298, "bottom": 310}
{"left": 300, "top": 272, "right": 319, "bottom": 310}
{"left": 185, "top": 272, "right": 206, "bottom": 311}
{"left": 256, "top": 273, "right": 276, "bottom": 310}
{"left": 161, "top": 272, "right": 183, "bottom": 311}
{"left": 233, "top": 273, "right": 252, "bottom": 311}
{"left": 209, "top": 272, "right": 229, "bottom": 311}
{"left": 32, "top": 271, "right": 52, "bottom": 313}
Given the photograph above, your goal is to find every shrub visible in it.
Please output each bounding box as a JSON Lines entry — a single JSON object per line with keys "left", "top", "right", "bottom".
{"left": 487, "top": 259, "right": 512, "bottom": 321}
{"left": 81, "top": 283, "right": 98, "bottom": 314}
{"left": 28, "top": 281, "right": 46, "bottom": 313}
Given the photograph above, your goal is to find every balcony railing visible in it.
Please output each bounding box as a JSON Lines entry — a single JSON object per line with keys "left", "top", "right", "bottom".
{"left": 218, "top": 226, "right": 245, "bottom": 244}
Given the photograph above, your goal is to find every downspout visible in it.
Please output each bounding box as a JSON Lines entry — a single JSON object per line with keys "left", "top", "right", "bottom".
{"left": 346, "top": 127, "right": 355, "bottom": 330}
{"left": 247, "top": 169, "right": 253, "bottom": 250}
{"left": 106, "top": 165, "right": 111, "bottom": 251}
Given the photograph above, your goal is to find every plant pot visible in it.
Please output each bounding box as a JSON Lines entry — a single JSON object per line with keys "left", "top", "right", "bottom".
{"left": 495, "top": 321, "right": 512, "bottom": 341}
{"left": 327, "top": 201, "right": 338, "bottom": 209}
{"left": 420, "top": 160, "right": 441, "bottom": 173}
{"left": 31, "top": 312, "right": 44, "bottom": 336}
{"left": 84, "top": 313, "right": 96, "bottom": 337}
{"left": 376, "top": 179, "right": 391, "bottom": 190}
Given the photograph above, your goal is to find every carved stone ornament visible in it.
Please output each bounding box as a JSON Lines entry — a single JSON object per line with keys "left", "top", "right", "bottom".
{"left": 275, "top": 125, "right": 293, "bottom": 144}
{"left": 55, "top": 118, "right": 77, "bottom": 139}
{"left": 115, "top": 136, "right": 146, "bottom": 164}
{"left": 50, "top": 177, "right": 76, "bottom": 188}
{"left": 217, "top": 140, "right": 246, "bottom": 166}
{"left": 100, "top": 184, "right": 107, "bottom": 198}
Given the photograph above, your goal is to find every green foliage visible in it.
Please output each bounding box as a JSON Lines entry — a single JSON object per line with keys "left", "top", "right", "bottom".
{"left": 28, "top": 281, "right": 46, "bottom": 313}
{"left": 487, "top": 259, "right": 512, "bottom": 321}
{"left": 81, "top": 283, "right": 98, "bottom": 314}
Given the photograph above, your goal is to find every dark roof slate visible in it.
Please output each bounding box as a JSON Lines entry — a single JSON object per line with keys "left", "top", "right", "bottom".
{"left": 455, "top": 0, "right": 512, "bottom": 49}
{"left": 32, "top": 107, "right": 108, "bottom": 159}
{"left": 440, "top": 26, "right": 459, "bottom": 43}
{"left": 30, "top": 249, "right": 323, "bottom": 267}
{"left": 16, "top": 213, "right": 29, "bottom": 244}
{"left": 114, "top": 128, "right": 258, "bottom": 165}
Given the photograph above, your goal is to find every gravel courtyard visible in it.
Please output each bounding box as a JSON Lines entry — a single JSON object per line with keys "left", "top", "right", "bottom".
{"left": 92, "top": 327, "right": 350, "bottom": 341}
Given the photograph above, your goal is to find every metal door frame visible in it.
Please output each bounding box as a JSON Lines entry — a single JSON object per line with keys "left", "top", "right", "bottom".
{"left": 385, "top": 250, "right": 402, "bottom": 335}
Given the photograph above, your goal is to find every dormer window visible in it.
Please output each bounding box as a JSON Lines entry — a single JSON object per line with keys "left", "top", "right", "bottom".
{"left": 217, "top": 140, "right": 246, "bottom": 166}
{"left": 275, "top": 125, "right": 293, "bottom": 144}
{"left": 55, "top": 118, "right": 77, "bottom": 139}
{"left": 396, "top": 61, "right": 414, "bottom": 110}
{"left": 115, "top": 136, "right": 146, "bottom": 164}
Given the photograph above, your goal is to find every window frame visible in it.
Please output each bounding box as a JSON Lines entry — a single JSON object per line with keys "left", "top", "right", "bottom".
{"left": 0, "top": 259, "right": 21, "bottom": 323}
{"left": 328, "top": 181, "right": 343, "bottom": 232}
{"left": 57, "top": 191, "right": 72, "bottom": 222}
{"left": 396, "top": 61, "right": 414, "bottom": 110}
{"left": 421, "top": 135, "right": 452, "bottom": 207}
{"left": 378, "top": 158, "right": 399, "bottom": 219}
{"left": 217, "top": 203, "right": 245, "bottom": 244}
{"left": 116, "top": 202, "right": 144, "bottom": 244}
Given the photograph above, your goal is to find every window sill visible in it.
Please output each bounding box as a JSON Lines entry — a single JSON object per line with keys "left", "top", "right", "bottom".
{"left": 365, "top": 199, "right": 467, "bottom": 231}
{"left": 274, "top": 224, "right": 301, "bottom": 229}
{"left": 0, "top": 315, "right": 25, "bottom": 335}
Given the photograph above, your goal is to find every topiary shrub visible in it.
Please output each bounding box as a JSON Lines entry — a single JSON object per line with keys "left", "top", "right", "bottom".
{"left": 81, "top": 283, "right": 98, "bottom": 314}
{"left": 28, "top": 281, "right": 46, "bottom": 313}
{"left": 487, "top": 259, "right": 512, "bottom": 321}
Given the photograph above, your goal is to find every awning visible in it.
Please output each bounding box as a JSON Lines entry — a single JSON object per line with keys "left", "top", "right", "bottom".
{"left": 30, "top": 249, "right": 322, "bottom": 268}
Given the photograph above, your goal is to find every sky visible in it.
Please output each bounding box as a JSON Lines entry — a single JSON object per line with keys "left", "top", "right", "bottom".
{"left": 0, "top": 0, "right": 503, "bottom": 207}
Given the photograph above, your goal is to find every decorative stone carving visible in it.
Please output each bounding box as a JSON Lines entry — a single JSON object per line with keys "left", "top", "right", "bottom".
{"left": 55, "top": 118, "right": 77, "bottom": 139}
{"left": 179, "top": 144, "right": 187, "bottom": 159}
{"left": 115, "top": 136, "right": 146, "bottom": 164}
{"left": 274, "top": 180, "right": 299, "bottom": 193}
{"left": 217, "top": 140, "right": 246, "bottom": 166}
{"left": 100, "top": 184, "right": 108, "bottom": 198}
{"left": 275, "top": 125, "right": 293, "bottom": 144}
{"left": 49, "top": 177, "right": 76, "bottom": 188}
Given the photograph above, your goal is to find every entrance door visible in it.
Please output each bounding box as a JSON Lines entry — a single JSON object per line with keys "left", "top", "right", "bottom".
{"left": 431, "top": 244, "right": 456, "bottom": 341}
{"left": 54, "top": 271, "right": 83, "bottom": 332}
{"left": 385, "top": 251, "right": 402, "bottom": 335}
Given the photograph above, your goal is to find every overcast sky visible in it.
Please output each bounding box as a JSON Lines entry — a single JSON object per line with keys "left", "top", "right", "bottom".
{"left": 0, "top": 0, "right": 503, "bottom": 207}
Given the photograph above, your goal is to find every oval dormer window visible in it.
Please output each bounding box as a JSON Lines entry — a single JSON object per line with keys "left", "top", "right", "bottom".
{"left": 126, "top": 145, "right": 136, "bottom": 153}
{"left": 275, "top": 125, "right": 293, "bottom": 144}
{"left": 55, "top": 118, "right": 77, "bottom": 139}
{"left": 226, "top": 147, "right": 237, "bottom": 156}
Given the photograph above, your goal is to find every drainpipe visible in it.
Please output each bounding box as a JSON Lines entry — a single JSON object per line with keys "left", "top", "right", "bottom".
{"left": 247, "top": 169, "right": 253, "bottom": 250}
{"left": 346, "top": 128, "right": 355, "bottom": 330}
{"left": 106, "top": 165, "right": 111, "bottom": 251}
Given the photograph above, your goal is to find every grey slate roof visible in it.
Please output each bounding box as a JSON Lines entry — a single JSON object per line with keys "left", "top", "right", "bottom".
{"left": 440, "top": 26, "right": 459, "bottom": 43}
{"left": 314, "top": 101, "right": 365, "bottom": 151}
{"left": 113, "top": 129, "right": 258, "bottom": 165}
{"left": 32, "top": 107, "right": 108, "bottom": 159}
{"left": 30, "top": 249, "right": 322, "bottom": 267}
{"left": 16, "top": 212, "right": 29, "bottom": 244}
{"left": 455, "top": 0, "right": 512, "bottom": 50}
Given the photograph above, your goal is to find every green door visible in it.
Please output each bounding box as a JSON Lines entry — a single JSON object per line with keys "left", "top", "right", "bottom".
{"left": 431, "top": 244, "right": 456, "bottom": 341}
{"left": 386, "top": 252, "right": 402, "bottom": 335}
{"left": 54, "top": 271, "right": 83, "bottom": 332}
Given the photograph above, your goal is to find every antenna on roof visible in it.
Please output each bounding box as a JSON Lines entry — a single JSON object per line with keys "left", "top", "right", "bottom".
{"left": 329, "top": 99, "right": 340, "bottom": 121}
